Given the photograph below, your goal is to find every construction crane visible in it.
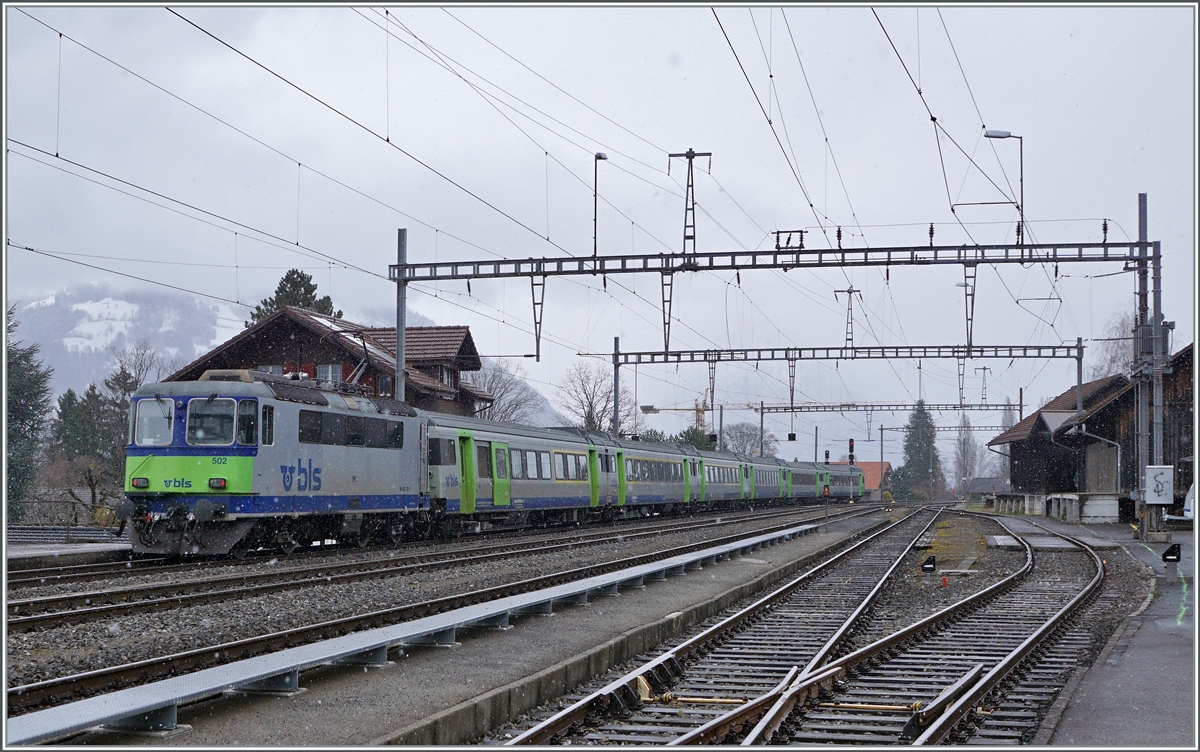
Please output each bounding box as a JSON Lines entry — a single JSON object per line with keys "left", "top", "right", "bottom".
{"left": 640, "top": 393, "right": 765, "bottom": 433}
{"left": 640, "top": 392, "right": 708, "bottom": 431}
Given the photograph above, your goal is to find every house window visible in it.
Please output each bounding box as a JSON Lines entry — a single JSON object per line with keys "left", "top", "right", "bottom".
{"left": 316, "top": 364, "right": 341, "bottom": 382}
{"left": 436, "top": 365, "right": 458, "bottom": 388}
{"left": 258, "top": 365, "right": 283, "bottom": 375}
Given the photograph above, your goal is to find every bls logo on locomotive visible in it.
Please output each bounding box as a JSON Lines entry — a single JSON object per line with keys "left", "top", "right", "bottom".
{"left": 280, "top": 459, "right": 323, "bottom": 492}
{"left": 162, "top": 477, "right": 193, "bottom": 489}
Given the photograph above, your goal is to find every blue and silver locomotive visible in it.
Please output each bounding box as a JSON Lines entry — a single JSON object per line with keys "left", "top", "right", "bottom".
{"left": 118, "top": 369, "right": 864, "bottom": 556}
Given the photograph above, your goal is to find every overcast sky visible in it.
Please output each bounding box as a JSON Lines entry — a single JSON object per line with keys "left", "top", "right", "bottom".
{"left": 4, "top": 4, "right": 1196, "bottom": 469}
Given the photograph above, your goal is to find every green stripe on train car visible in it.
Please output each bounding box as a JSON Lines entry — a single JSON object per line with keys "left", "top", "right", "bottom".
{"left": 457, "top": 430, "right": 476, "bottom": 515}
{"left": 125, "top": 455, "right": 253, "bottom": 493}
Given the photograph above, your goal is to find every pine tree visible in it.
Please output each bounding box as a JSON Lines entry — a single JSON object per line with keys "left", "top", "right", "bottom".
{"left": 673, "top": 425, "right": 716, "bottom": 451}
{"left": 6, "top": 306, "right": 54, "bottom": 516}
{"left": 246, "top": 269, "right": 342, "bottom": 326}
{"left": 899, "top": 400, "right": 944, "bottom": 500}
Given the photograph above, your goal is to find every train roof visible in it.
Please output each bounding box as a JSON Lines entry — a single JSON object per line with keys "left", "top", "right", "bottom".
{"left": 135, "top": 370, "right": 417, "bottom": 416}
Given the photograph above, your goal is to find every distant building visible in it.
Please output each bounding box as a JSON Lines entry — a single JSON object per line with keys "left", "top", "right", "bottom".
{"left": 828, "top": 461, "right": 892, "bottom": 502}
{"left": 988, "top": 343, "right": 1193, "bottom": 522}
{"left": 166, "top": 306, "right": 492, "bottom": 416}
{"left": 966, "top": 477, "right": 1012, "bottom": 502}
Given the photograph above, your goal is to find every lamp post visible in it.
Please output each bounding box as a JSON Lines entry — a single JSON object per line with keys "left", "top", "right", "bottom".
{"left": 984, "top": 130, "right": 1023, "bottom": 245}
{"left": 593, "top": 152, "right": 608, "bottom": 258}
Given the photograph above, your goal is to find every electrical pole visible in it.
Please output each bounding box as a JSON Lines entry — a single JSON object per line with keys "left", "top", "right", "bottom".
{"left": 1137, "top": 193, "right": 1149, "bottom": 540}
{"left": 662, "top": 148, "right": 711, "bottom": 354}
{"left": 759, "top": 401, "right": 765, "bottom": 457}
{"left": 834, "top": 286, "right": 860, "bottom": 347}
{"left": 395, "top": 228, "right": 406, "bottom": 403}
{"left": 612, "top": 336, "right": 620, "bottom": 436}
{"left": 718, "top": 404, "right": 724, "bottom": 451}
{"left": 975, "top": 366, "right": 992, "bottom": 404}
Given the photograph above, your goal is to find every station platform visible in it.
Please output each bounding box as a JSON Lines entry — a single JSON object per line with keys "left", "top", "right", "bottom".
{"left": 995, "top": 516, "right": 1195, "bottom": 747}
{"left": 5, "top": 542, "right": 134, "bottom": 570}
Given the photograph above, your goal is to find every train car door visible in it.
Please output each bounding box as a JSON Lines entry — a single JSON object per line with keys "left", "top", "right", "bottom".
{"left": 587, "top": 446, "right": 600, "bottom": 507}
{"left": 457, "top": 431, "right": 476, "bottom": 514}
{"left": 492, "top": 441, "right": 510, "bottom": 507}
{"left": 616, "top": 449, "right": 627, "bottom": 506}
{"left": 784, "top": 468, "right": 792, "bottom": 500}
{"left": 697, "top": 459, "right": 706, "bottom": 502}
{"left": 418, "top": 421, "right": 429, "bottom": 498}
{"left": 475, "top": 440, "right": 493, "bottom": 507}
{"left": 682, "top": 459, "right": 691, "bottom": 504}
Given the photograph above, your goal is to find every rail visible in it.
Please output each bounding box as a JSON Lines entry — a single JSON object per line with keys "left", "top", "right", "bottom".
{"left": 6, "top": 521, "right": 831, "bottom": 745}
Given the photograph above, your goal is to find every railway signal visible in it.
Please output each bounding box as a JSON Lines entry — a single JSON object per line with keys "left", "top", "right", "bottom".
{"left": 922, "top": 555, "right": 937, "bottom": 573}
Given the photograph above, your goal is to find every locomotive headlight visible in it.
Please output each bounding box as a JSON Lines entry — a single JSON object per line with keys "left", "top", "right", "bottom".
{"left": 131, "top": 477, "right": 150, "bottom": 489}
{"left": 208, "top": 478, "right": 227, "bottom": 490}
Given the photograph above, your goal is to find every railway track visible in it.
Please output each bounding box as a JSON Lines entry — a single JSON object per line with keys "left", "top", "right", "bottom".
{"left": 6, "top": 507, "right": 881, "bottom": 715}
{"left": 5, "top": 503, "right": 852, "bottom": 589}
{"left": 503, "top": 512, "right": 1102, "bottom": 745}
{"left": 6, "top": 507, "right": 848, "bottom": 631}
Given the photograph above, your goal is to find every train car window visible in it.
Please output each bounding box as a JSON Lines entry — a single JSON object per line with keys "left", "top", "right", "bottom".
{"left": 261, "top": 405, "right": 274, "bottom": 446}
{"left": 299, "top": 410, "right": 322, "bottom": 443}
{"left": 187, "top": 397, "right": 236, "bottom": 445}
{"left": 365, "top": 418, "right": 387, "bottom": 448}
{"left": 476, "top": 443, "right": 491, "bottom": 477}
{"left": 510, "top": 449, "right": 524, "bottom": 479}
{"left": 237, "top": 400, "right": 258, "bottom": 445}
{"left": 135, "top": 399, "right": 174, "bottom": 446}
{"left": 495, "top": 448, "right": 507, "bottom": 479}
{"left": 344, "top": 415, "right": 366, "bottom": 446}
{"left": 527, "top": 450, "right": 540, "bottom": 479}
{"left": 539, "top": 451, "right": 551, "bottom": 480}
{"left": 576, "top": 455, "right": 589, "bottom": 481}
{"left": 321, "top": 412, "right": 345, "bottom": 445}
{"left": 626, "top": 458, "right": 635, "bottom": 479}
{"left": 566, "top": 454, "right": 578, "bottom": 480}
{"left": 427, "top": 438, "right": 455, "bottom": 465}
{"left": 386, "top": 421, "right": 404, "bottom": 449}
{"left": 554, "top": 453, "right": 567, "bottom": 480}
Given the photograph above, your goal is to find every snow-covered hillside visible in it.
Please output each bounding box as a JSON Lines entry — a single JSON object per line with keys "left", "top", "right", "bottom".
{"left": 11, "top": 284, "right": 565, "bottom": 427}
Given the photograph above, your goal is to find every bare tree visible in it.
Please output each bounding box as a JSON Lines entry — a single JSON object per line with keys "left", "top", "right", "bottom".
{"left": 553, "top": 361, "right": 636, "bottom": 433}
{"left": 1086, "top": 307, "right": 1136, "bottom": 379}
{"left": 954, "top": 413, "right": 979, "bottom": 496}
{"left": 469, "top": 359, "right": 543, "bottom": 425}
{"left": 109, "top": 337, "right": 185, "bottom": 385}
{"left": 720, "top": 421, "right": 778, "bottom": 458}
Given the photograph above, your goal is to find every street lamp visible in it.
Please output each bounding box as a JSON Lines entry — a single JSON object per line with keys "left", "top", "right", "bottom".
{"left": 984, "top": 129, "right": 1023, "bottom": 245}
{"left": 593, "top": 152, "right": 608, "bottom": 258}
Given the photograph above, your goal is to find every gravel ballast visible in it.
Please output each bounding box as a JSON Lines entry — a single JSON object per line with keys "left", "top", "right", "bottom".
{"left": 6, "top": 510, "right": 832, "bottom": 689}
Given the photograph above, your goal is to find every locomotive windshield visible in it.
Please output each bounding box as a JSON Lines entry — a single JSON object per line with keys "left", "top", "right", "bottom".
{"left": 134, "top": 398, "right": 174, "bottom": 446}
{"left": 187, "top": 397, "right": 236, "bottom": 445}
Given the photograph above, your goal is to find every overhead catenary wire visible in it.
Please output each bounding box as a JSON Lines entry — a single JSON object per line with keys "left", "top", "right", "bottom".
{"left": 13, "top": 11, "right": 733, "bottom": 364}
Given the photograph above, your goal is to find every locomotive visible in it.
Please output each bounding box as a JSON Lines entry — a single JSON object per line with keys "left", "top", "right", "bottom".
{"left": 117, "top": 369, "right": 864, "bottom": 557}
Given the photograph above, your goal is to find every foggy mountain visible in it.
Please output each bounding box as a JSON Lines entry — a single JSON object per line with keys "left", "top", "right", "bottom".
{"left": 10, "top": 284, "right": 566, "bottom": 427}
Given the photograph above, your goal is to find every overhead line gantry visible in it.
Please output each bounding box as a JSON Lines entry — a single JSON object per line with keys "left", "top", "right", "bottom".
{"left": 389, "top": 239, "right": 1150, "bottom": 359}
